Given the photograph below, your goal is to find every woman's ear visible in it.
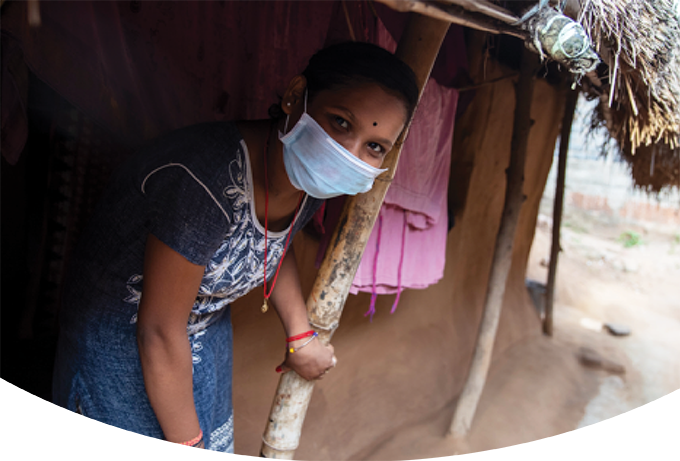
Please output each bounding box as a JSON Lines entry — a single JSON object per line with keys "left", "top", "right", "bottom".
{"left": 282, "top": 75, "right": 307, "bottom": 115}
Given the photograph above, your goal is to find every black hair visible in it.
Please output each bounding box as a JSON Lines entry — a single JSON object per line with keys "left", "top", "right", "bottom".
{"left": 270, "top": 42, "right": 419, "bottom": 122}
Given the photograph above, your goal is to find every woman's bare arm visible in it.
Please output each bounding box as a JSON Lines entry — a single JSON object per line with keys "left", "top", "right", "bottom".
{"left": 136, "top": 234, "right": 205, "bottom": 446}
{"left": 268, "top": 246, "right": 314, "bottom": 336}
{"left": 269, "top": 246, "right": 335, "bottom": 380}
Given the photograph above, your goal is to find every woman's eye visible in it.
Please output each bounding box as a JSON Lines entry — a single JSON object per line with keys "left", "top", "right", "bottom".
{"left": 335, "top": 116, "right": 349, "bottom": 130}
{"left": 368, "top": 142, "right": 385, "bottom": 156}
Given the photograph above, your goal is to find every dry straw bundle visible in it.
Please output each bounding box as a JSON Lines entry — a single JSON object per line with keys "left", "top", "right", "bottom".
{"left": 623, "top": 143, "right": 680, "bottom": 192}
{"left": 578, "top": 0, "right": 680, "bottom": 191}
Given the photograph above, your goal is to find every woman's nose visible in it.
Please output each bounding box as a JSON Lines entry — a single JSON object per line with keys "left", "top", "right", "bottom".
{"left": 331, "top": 134, "right": 371, "bottom": 163}
{"left": 340, "top": 139, "right": 363, "bottom": 160}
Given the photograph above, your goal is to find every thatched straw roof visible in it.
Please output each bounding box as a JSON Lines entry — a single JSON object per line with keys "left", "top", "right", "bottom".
{"left": 577, "top": 0, "right": 680, "bottom": 191}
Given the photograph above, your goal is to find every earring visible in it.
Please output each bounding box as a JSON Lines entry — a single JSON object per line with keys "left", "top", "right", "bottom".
{"left": 286, "top": 102, "right": 291, "bottom": 106}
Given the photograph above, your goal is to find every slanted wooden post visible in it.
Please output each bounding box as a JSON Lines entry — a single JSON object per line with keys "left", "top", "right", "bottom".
{"left": 448, "top": 46, "right": 539, "bottom": 440}
{"left": 544, "top": 87, "right": 578, "bottom": 336}
{"left": 260, "top": 13, "right": 450, "bottom": 459}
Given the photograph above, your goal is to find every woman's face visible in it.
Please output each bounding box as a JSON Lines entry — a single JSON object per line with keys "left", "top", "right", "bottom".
{"left": 289, "top": 81, "right": 409, "bottom": 169}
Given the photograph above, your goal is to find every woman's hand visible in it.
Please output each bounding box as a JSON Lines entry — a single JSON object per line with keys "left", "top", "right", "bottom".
{"left": 277, "top": 337, "right": 336, "bottom": 380}
{"left": 268, "top": 246, "right": 337, "bottom": 380}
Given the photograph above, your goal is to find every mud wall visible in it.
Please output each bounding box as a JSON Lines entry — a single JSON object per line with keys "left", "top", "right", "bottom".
{"left": 229, "top": 58, "right": 565, "bottom": 459}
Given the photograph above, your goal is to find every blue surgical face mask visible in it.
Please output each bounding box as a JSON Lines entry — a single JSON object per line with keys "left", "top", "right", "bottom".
{"left": 278, "top": 92, "right": 387, "bottom": 200}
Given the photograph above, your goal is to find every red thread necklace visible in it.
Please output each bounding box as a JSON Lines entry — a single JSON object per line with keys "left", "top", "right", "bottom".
{"left": 261, "top": 123, "right": 303, "bottom": 313}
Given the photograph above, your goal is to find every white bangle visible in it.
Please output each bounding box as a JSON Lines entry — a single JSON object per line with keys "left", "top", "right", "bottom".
{"left": 288, "top": 332, "right": 318, "bottom": 354}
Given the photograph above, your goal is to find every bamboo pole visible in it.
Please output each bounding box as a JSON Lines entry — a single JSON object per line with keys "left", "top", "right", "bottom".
{"left": 544, "top": 87, "right": 579, "bottom": 336}
{"left": 448, "top": 45, "right": 539, "bottom": 440}
{"left": 260, "top": 13, "right": 450, "bottom": 459}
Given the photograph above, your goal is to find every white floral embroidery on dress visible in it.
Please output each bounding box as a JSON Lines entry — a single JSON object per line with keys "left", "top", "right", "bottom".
{"left": 190, "top": 330, "right": 207, "bottom": 365}
{"left": 209, "top": 413, "right": 234, "bottom": 453}
{"left": 123, "top": 145, "right": 292, "bottom": 335}
{"left": 125, "top": 274, "right": 143, "bottom": 324}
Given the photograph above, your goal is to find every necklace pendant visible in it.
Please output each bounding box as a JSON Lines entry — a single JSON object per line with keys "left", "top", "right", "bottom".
{"left": 261, "top": 299, "right": 269, "bottom": 314}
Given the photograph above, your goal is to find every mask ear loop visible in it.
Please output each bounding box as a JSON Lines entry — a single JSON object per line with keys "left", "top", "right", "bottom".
{"left": 283, "top": 114, "right": 290, "bottom": 135}
{"left": 282, "top": 89, "right": 309, "bottom": 136}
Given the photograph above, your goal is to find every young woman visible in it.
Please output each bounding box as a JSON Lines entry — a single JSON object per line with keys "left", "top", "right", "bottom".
{"left": 52, "top": 41, "right": 418, "bottom": 452}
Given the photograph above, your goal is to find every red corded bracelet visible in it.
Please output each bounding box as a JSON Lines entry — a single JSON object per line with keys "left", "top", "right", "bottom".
{"left": 286, "top": 330, "right": 316, "bottom": 343}
{"left": 164, "top": 430, "right": 203, "bottom": 461}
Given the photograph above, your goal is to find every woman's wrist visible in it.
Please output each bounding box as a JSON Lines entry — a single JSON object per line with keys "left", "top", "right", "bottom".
{"left": 286, "top": 329, "right": 316, "bottom": 343}
{"left": 287, "top": 332, "right": 318, "bottom": 354}
{"left": 165, "top": 429, "right": 203, "bottom": 461}
{"left": 284, "top": 321, "right": 314, "bottom": 340}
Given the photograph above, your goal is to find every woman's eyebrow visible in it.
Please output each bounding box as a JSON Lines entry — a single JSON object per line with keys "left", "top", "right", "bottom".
{"left": 376, "top": 137, "right": 394, "bottom": 149}
{"left": 329, "top": 105, "right": 356, "bottom": 123}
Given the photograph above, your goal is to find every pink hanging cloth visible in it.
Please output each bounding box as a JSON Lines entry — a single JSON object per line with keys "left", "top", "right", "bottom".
{"left": 349, "top": 5, "right": 462, "bottom": 315}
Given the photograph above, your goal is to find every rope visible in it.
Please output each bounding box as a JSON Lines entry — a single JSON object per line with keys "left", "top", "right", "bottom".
{"left": 364, "top": 213, "right": 383, "bottom": 322}
{"left": 390, "top": 211, "right": 408, "bottom": 314}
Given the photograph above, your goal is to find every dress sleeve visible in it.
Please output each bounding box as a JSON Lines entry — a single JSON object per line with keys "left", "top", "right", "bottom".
{"left": 141, "top": 163, "right": 230, "bottom": 266}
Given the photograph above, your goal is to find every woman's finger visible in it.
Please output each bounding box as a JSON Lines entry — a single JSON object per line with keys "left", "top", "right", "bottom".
{"left": 316, "top": 369, "right": 329, "bottom": 380}
{"left": 276, "top": 362, "right": 292, "bottom": 374}
{"left": 325, "top": 344, "right": 336, "bottom": 368}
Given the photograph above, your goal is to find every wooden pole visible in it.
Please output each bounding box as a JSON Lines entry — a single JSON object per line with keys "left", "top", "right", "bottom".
{"left": 448, "top": 45, "right": 539, "bottom": 440}
{"left": 544, "top": 87, "right": 579, "bottom": 336}
{"left": 260, "top": 13, "right": 450, "bottom": 459}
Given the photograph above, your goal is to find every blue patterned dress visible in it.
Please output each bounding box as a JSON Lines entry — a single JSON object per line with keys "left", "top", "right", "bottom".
{"left": 52, "top": 122, "right": 322, "bottom": 451}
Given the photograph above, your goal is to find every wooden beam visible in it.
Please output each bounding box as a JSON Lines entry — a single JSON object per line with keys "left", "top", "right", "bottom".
{"left": 544, "top": 87, "right": 579, "bottom": 336}
{"left": 376, "top": 0, "right": 525, "bottom": 39}
{"left": 260, "top": 12, "right": 451, "bottom": 459}
{"left": 437, "top": 0, "right": 519, "bottom": 24}
{"left": 448, "top": 45, "right": 540, "bottom": 440}
{"left": 378, "top": 0, "right": 600, "bottom": 78}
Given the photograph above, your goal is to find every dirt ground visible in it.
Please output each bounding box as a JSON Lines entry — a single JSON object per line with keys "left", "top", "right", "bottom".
{"left": 359, "top": 207, "right": 680, "bottom": 460}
